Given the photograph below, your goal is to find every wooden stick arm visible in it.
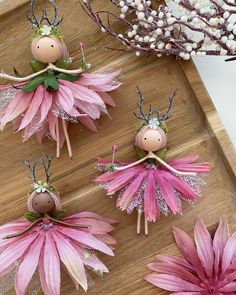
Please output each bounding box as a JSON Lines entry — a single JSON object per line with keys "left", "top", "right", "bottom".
{"left": 150, "top": 154, "right": 197, "bottom": 176}
{"left": 47, "top": 215, "right": 91, "bottom": 229}
{"left": 115, "top": 156, "right": 149, "bottom": 172}
{"left": 48, "top": 63, "right": 91, "bottom": 74}
{"left": 2, "top": 218, "right": 43, "bottom": 240}
{"left": 0, "top": 68, "right": 48, "bottom": 82}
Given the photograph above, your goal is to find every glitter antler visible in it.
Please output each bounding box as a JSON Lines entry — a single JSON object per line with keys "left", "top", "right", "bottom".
{"left": 133, "top": 87, "right": 152, "bottom": 123}
{"left": 81, "top": 0, "right": 236, "bottom": 60}
{"left": 134, "top": 87, "right": 177, "bottom": 123}
{"left": 26, "top": 0, "right": 40, "bottom": 28}
{"left": 23, "top": 156, "right": 38, "bottom": 183}
{"left": 40, "top": 154, "right": 54, "bottom": 183}
{"left": 156, "top": 90, "right": 177, "bottom": 122}
{"left": 27, "top": 0, "right": 63, "bottom": 28}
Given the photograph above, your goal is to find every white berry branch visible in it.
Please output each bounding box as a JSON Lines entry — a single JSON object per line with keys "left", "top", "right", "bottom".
{"left": 81, "top": 0, "right": 236, "bottom": 60}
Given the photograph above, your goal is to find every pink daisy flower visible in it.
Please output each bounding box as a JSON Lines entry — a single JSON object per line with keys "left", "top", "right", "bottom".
{"left": 145, "top": 218, "right": 236, "bottom": 294}
{"left": 0, "top": 212, "right": 116, "bottom": 295}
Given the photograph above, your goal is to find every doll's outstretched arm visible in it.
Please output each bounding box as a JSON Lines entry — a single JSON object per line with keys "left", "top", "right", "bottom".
{"left": 2, "top": 218, "right": 43, "bottom": 240}
{"left": 115, "top": 156, "right": 149, "bottom": 172}
{"left": 0, "top": 68, "right": 48, "bottom": 82}
{"left": 48, "top": 63, "right": 91, "bottom": 74}
{"left": 46, "top": 215, "right": 91, "bottom": 229}
{"left": 151, "top": 154, "right": 197, "bottom": 176}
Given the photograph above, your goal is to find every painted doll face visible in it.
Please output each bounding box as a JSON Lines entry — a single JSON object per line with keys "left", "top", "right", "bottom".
{"left": 139, "top": 129, "right": 165, "bottom": 152}
{"left": 32, "top": 36, "right": 62, "bottom": 63}
{"left": 32, "top": 192, "right": 56, "bottom": 214}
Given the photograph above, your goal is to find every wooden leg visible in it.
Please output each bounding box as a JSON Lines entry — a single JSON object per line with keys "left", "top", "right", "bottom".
{"left": 56, "top": 120, "right": 60, "bottom": 158}
{"left": 62, "top": 119, "right": 72, "bottom": 159}
{"left": 137, "top": 211, "right": 142, "bottom": 235}
{"left": 145, "top": 216, "right": 149, "bottom": 236}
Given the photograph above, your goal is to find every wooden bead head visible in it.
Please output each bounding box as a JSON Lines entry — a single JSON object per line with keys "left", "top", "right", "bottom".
{"left": 31, "top": 35, "right": 68, "bottom": 63}
{"left": 135, "top": 125, "right": 167, "bottom": 152}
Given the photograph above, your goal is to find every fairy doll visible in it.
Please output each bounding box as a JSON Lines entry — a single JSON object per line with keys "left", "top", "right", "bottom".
{"left": 96, "top": 88, "right": 209, "bottom": 235}
{"left": 0, "top": 0, "right": 120, "bottom": 158}
{"left": 0, "top": 155, "right": 116, "bottom": 295}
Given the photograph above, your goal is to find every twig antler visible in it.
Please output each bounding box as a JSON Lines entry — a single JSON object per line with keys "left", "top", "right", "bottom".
{"left": 23, "top": 156, "right": 38, "bottom": 183}
{"left": 133, "top": 87, "right": 152, "bottom": 123}
{"left": 26, "top": 0, "right": 40, "bottom": 28}
{"left": 40, "top": 154, "right": 54, "bottom": 183}
{"left": 156, "top": 90, "right": 177, "bottom": 122}
{"left": 27, "top": 0, "right": 63, "bottom": 29}
{"left": 134, "top": 87, "right": 177, "bottom": 123}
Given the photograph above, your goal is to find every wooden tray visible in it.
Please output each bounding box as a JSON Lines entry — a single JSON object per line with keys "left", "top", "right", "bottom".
{"left": 0, "top": 1, "right": 235, "bottom": 294}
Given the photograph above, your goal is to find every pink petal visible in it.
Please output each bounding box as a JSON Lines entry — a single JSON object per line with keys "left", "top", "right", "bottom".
{"left": 18, "top": 86, "right": 44, "bottom": 130}
{"left": 56, "top": 86, "right": 81, "bottom": 117}
{"left": 79, "top": 70, "right": 121, "bottom": 86}
{"left": 76, "top": 246, "right": 109, "bottom": 273}
{"left": 145, "top": 274, "right": 204, "bottom": 292}
{"left": 75, "top": 100, "right": 101, "bottom": 119}
{"left": 156, "top": 254, "right": 194, "bottom": 272}
{"left": 60, "top": 80, "right": 105, "bottom": 107}
{"left": 146, "top": 262, "right": 201, "bottom": 285}
{"left": 52, "top": 231, "right": 88, "bottom": 291}
{"left": 66, "top": 211, "right": 117, "bottom": 224}
{"left": 117, "top": 171, "right": 147, "bottom": 211}
{"left": 90, "top": 83, "right": 121, "bottom": 92}
{"left": 222, "top": 231, "right": 236, "bottom": 273}
{"left": 35, "top": 126, "right": 46, "bottom": 144}
{"left": 56, "top": 226, "right": 114, "bottom": 256}
{"left": 44, "top": 233, "right": 61, "bottom": 295}
{"left": 39, "top": 247, "right": 50, "bottom": 295}
{"left": 15, "top": 234, "right": 45, "bottom": 295}
{"left": 213, "top": 217, "right": 230, "bottom": 274}
{"left": 63, "top": 218, "right": 115, "bottom": 234}
{"left": 168, "top": 156, "right": 200, "bottom": 166}
{"left": 48, "top": 111, "right": 57, "bottom": 141}
{"left": 39, "top": 89, "right": 53, "bottom": 123}
{"left": 172, "top": 227, "right": 205, "bottom": 281}
{"left": 105, "top": 168, "right": 140, "bottom": 195}
{"left": 98, "top": 92, "right": 116, "bottom": 107}
{"left": 77, "top": 116, "right": 98, "bottom": 132}
{"left": 144, "top": 170, "right": 160, "bottom": 222}
{"left": 219, "top": 282, "right": 236, "bottom": 292}
{"left": 194, "top": 218, "right": 214, "bottom": 277}
{"left": 162, "top": 171, "right": 197, "bottom": 200}
{"left": 0, "top": 91, "right": 33, "bottom": 129}
{"left": 154, "top": 172, "right": 181, "bottom": 214}
{"left": 0, "top": 232, "right": 39, "bottom": 275}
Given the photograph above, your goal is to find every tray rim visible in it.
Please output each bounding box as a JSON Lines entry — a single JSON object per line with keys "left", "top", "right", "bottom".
{"left": 179, "top": 60, "right": 236, "bottom": 179}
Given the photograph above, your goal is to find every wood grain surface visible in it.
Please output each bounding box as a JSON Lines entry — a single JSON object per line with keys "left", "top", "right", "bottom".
{"left": 0, "top": 1, "right": 235, "bottom": 295}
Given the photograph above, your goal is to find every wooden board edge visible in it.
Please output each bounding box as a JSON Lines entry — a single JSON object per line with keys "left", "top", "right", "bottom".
{"left": 179, "top": 59, "right": 236, "bottom": 179}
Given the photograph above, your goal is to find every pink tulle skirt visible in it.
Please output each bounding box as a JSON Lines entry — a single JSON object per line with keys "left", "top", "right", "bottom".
{"left": 96, "top": 156, "right": 210, "bottom": 222}
{"left": 0, "top": 71, "right": 120, "bottom": 148}
{"left": 0, "top": 212, "right": 116, "bottom": 294}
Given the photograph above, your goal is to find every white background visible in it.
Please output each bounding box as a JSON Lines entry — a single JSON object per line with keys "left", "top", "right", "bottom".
{"left": 193, "top": 57, "right": 236, "bottom": 148}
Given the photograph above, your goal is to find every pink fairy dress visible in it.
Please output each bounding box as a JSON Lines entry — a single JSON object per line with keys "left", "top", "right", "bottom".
{"left": 0, "top": 155, "right": 116, "bottom": 295}
{"left": 96, "top": 88, "right": 210, "bottom": 235}
{"left": 0, "top": 0, "right": 120, "bottom": 158}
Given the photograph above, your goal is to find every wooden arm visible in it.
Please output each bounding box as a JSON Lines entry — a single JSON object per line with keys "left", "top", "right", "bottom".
{"left": 46, "top": 215, "right": 91, "bottom": 229}
{"left": 2, "top": 218, "right": 43, "bottom": 239}
{"left": 150, "top": 153, "right": 197, "bottom": 176}
{"left": 48, "top": 63, "right": 91, "bottom": 74}
{"left": 0, "top": 68, "right": 48, "bottom": 82}
{"left": 115, "top": 155, "right": 149, "bottom": 172}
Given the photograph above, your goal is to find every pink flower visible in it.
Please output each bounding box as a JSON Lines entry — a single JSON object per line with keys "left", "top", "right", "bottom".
{"left": 0, "top": 212, "right": 116, "bottom": 295}
{"left": 145, "top": 218, "right": 236, "bottom": 294}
